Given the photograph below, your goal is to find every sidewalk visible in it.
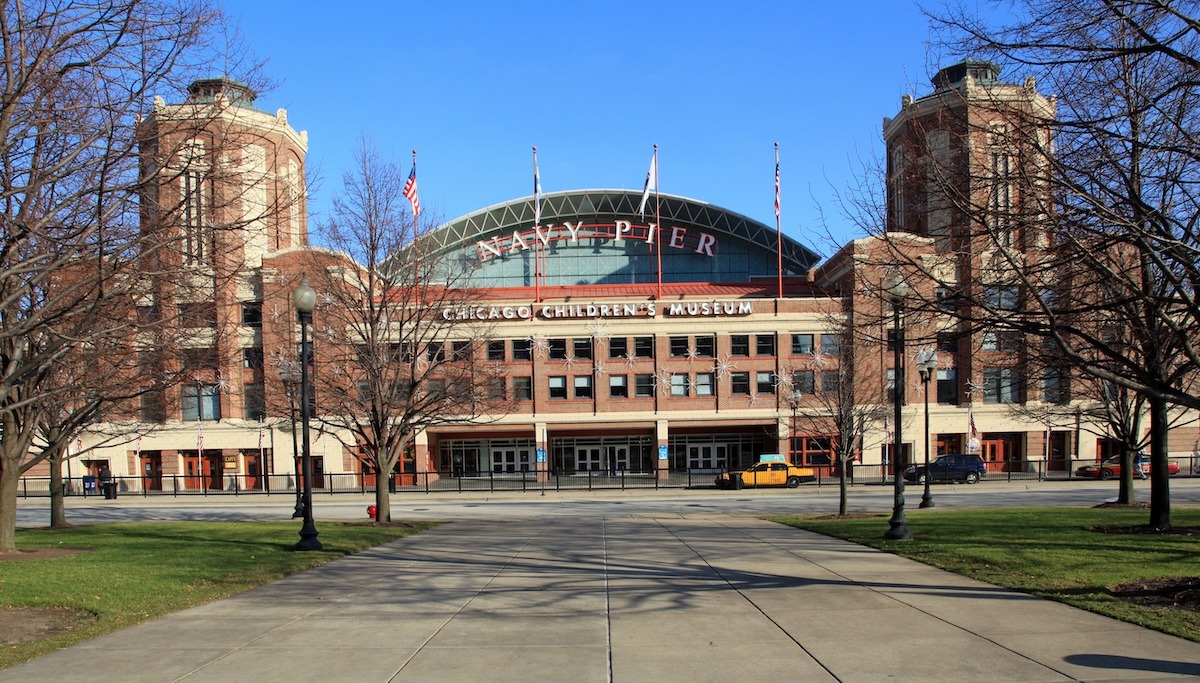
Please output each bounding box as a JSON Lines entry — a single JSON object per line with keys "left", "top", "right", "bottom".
{"left": 4, "top": 516, "right": 1200, "bottom": 682}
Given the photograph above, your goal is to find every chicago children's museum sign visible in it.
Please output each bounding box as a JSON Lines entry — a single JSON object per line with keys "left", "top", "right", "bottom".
{"left": 474, "top": 220, "right": 718, "bottom": 260}
{"left": 442, "top": 301, "right": 755, "bottom": 322}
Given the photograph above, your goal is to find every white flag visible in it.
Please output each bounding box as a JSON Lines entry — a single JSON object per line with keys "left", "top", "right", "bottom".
{"left": 637, "top": 149, "right": 657, "bottom": 218}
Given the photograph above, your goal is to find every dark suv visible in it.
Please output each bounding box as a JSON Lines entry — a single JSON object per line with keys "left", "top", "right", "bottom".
{"left": 903, "top": 453, "right": 986, "bottom": 484}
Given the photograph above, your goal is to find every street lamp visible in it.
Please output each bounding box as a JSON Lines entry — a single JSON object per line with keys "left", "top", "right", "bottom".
{"left": 278, "top": 361, "right": 304, "bottom": 519}
{"left": 787, "top": 390, "right": 803, "bottom": 464}
{"left": 884, "top": 273, "right": 912, "bottom": 540}
{"left": 915, "top": 346, "right": 938, "bottom": 509}
{"left": 293, "top": 277, "right": 322, "bottom": 551}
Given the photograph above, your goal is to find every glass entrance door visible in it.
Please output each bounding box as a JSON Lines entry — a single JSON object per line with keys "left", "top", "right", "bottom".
{"left": 687, "top": 444, "right": 728, "bottom": 470}
{"left": 606, "top": 446, "right": 629, "bottom": 473}
{"left": 576, "top": 447, "right": 603, "bottom": 472}
{"left": 491, "top": 448, "right": 532, "bottom": 473}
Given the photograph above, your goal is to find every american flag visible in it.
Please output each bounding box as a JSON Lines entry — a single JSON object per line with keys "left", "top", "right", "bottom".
{"left": 403, "top": 162, "right": 421, "bottom": 217}
{"left": 774, "top": 145, "right": 781, "bottom": 220}
{"left": 969, "top": 406, "right": 979, "bottom": 441}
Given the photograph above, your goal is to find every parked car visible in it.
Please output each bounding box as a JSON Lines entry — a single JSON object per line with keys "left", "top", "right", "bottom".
{"left": 1075, "top": 457, "right": 1180, "bottom": 479}
{"left": 903, "top": 453, "right": 987, "bottom": 484}
{"left": 715, "top": 462, "right": 815, "bottom": 489}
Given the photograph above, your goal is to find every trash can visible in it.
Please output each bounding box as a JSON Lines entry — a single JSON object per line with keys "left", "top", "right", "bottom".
{"left": 729, "top": 474, "right": 743, "bottom": 490}
{"left": 102, "top": 481, "right": 118, "bottom": 499}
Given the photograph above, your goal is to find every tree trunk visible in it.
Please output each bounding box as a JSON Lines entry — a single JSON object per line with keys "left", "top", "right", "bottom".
{"left": 0, "top": 450, "right": 20, "bottom": 552}
{"left": 1118, "top": 445, "right": 1134, "bottom": 505}
{"left": 48, "top": 447, "right": 68, "bottom": 528}
{"left": 1148, "top": 397, "right": 1171, "bottom": 530}
{"left": 375, "top": 476, "right": 391, "bottom": 523}
{"left": 837, "top": 453, "right": 848, "bottom": 516}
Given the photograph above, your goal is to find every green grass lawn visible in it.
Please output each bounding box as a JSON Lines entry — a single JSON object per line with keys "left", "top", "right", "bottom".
{"left": 773, "top": 507, "right": 1200, "bottom": 642}
{"left": 0, "top": 521, "right": 437, "bottom": 669}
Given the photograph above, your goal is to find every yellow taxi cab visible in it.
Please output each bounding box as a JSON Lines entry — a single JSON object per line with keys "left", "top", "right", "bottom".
{"left": 715, "top": 461, "right": 815, "bottom": 489}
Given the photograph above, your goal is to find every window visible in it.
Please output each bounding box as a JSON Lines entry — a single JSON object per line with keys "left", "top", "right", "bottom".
{"left": 756, "top": 334, "right": 776, "bottom": 356}
{"left": 730, "top": 335, "right": 750, "bottom": 356}
{"left": 635, "top": 374, "right": 655, "bottom": 397}
{"left": 756, "top": 371, "right": 775, "bottom": 394}
{"left": 427, "top": 379, "right": 447, "bottom": 401}
{"left": 695, "top": 336, "right": 715, "bottom": 357}
{"left": 390, "top": 342, "right": 413, "bottom": 363}
{"left": 937, "top": 368, "right": 958, "bottom": 404}
{"left": 488, "top": 378, "right": 506, "bottom": 400}
{"left": 181, "top": 167, "right": 210, "bottom": 265}
{"left": 820, "top": 370, "right": 840, "bottom": 394}
{"left": 427, "top": 341, "right": 445, "bottom": 363}
{"left": 935, "top": 288, "right": 958, "bottom": 314}
{"left": 1042, "top": 367, "right": 1064, "bottom": 404}
{"left": 695, "top": 372, "right": 714, "bottom": 396}
{"left": 299, "top": 340, "right": 314, "bottom": 367}
{"left": 982, "top": 331, "right": 1020, "bottom": 352}
{"left": 356, "top": 380, "right": 373, "bottom": 402}
{"left": 670, "top": 336, "right": 690, "bottom": 357}
{"left": 820, "top": 334, "right": 841, "bottom": 355}
{"left": 609, "top": 374, "right": 628, "bottom": 398}
{"left": 241, "top": 302, "right": 262, "bottom": 327}
{"left": 514, "top": 376, "right": 533, "bottom": 400}
{"left": 487, "top": 340, "right": 506, "bottom": 361}
{"left": 548, "top": 338, "right": 568, "bottom": 359}
{"left": 887, "top": 328, "right": 902, "bottom": 353}
{"left": 791, "top": 370, "right": 815, "bottom": 394}
{"left": 670, "top": 374, "right": 689, "bottom": 396}
{"left": 548, "top": 376, "right": 567, "bottom": 399}
{"left": 574, "top": 375, "right": 593, "bottom": 399}
{"left": 136, "top": 304, "right": 159, "bottom": 324}
{"left": 181, "top": 384, "right": 220, "bottom": 421}
{"left": 573, "top": 338, "right": 592, "bottom": 360}
{"left": 984, "top": 285, "right": 1019, "bottom": 311}
{"left": 633, "top": 336, "right": 654, "bottom": 359}
{"left": 513, "top": 339, "right": 532, "bottom": 361}
{"left": 242, "top": 348, "right": 264, "bottom": 370}
{"left": 452, "top": 341, "right": 472, "bottom": 361}
{"left": 139, "top": 390, "right": 165, "bottom": 422}
{"left": 791, "top": 334, "right": 814, "bottom": 355}
{"left": 181, "top": 347, "right": 217, "bottom": 371}
{"left": 983, "top": 367, "right": 1021, "bottom": 404}
{"left": 731, "top": 372, "right": 751, "bottom": 395}
{"left": 886, "top": 369, "right": 896, "bottom": 393}
{"left": 243, "top": 384, "right": 265, "bottom": 421}
{"left": 178, "top": 302, "right": 216, "bottom": 328}
{"left": 609, "top": 337, "right": 628, "bottom": 359}
{"left": 937, "top": 332, "right": 958, "bottom": 354}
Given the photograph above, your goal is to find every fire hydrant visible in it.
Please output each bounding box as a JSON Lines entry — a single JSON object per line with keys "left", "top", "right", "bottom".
{"left": 367, "top": 505, "right": 377, "bottom": 520}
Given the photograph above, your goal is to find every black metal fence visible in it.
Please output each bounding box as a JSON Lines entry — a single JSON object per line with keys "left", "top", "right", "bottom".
{"left": 17, "top": 456, "right": 1200, "bottom": 499}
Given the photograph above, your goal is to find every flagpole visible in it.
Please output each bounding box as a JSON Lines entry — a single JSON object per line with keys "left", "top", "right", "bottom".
{"left": 654, "top": 144, "right": 662, "bottom": 300}
{"left": 533, "top": 146, "right": 541, "bottom": 303}
{"left": 775, "top": 142, "right": 783, "bottom": 301}
{"left": 404, "top": 150, "right": 421, "bottom": 290}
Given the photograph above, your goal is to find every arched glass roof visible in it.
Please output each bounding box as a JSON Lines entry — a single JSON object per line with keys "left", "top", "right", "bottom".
{"left": 414, "top": 189, "right": 821, "bottom": 288}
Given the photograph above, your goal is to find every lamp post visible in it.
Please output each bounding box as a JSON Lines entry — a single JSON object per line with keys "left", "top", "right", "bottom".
{"left": 884, "top": 273, "right": 911, "bottom": 540}
{"left": 916, "top": 346, "right": 938, "bottom": 509}
{"left": 293, "top": 277, "right": 322, "bottom": 551}
{"left": 278, "top": 361, "right": 304, "bottom": 519}
{"left": 787, "top": 390, "right": 802, "bottom": 463}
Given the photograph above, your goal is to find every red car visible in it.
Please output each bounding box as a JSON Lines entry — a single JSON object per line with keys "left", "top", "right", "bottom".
{"left": 1075, "top": 457, "right": 1180, "bottom": 479}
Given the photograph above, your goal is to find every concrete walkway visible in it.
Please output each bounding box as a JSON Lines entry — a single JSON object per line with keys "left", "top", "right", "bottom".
{"left": 4, "top": 516, "right": 1200, "bottom": 682}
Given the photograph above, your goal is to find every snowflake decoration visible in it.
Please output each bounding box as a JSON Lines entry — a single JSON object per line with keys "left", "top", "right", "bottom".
{"left": 563, "top": 354, "right": 577, "bottom": 369}
{"left": 774, "top": 372, "right": 793, "bottom": 392}
{"left": 270, "top": 304, "right": 283, "bottom": 322}
{"left": 585, "top": 320, "right": 609, "bottom": 339}
{"left": 747, "top": 393, "right": 760, "bottom": 406}
{"left": 529, "top": 335, "right": 549, "bottom": 356}
{"left": 322, "top": 325, "right": 338, "bottom": 341}
{"left": 714, "top": 355, "right": 737, "bottom": 378}
{"left": 653, "top": 369, "right": 673, "bottom": 389}
{"left": 808, "top": 350, "right": 828, "bottom": 369}
{"left": 321, "top": 292, "right": 335, "bottom": 307}
{"left": 415, "top": 357, "right": 429, "bottom": 372}
{"left": 624, "top": 352, "right": 639, "bottom": 368}
{"left": 965, "top": 380, "right": 982, "bottom": 400}
{"left": 593, "top": 361, "right": 607, "bottom": 376}
{"left": 686, "top": 348, "right": 701, "bottom": 362}
{"left": 213, "top": 372, "right": 230, "bottom": 393}
{"left": 329, "top": 365, "right": 343, "bottom": 378}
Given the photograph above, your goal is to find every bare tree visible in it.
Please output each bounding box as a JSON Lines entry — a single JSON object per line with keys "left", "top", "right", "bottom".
{"left": 0, "top": 0, "right": 267, "bottom": 551}
{"left": 789, "top": 312, "right": 888, "bottom": 516}
{"left": 300, "top": 142, "right": 511, "bottom": 524}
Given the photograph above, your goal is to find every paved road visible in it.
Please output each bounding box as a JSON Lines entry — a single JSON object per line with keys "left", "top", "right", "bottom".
{"left": 5, "top": 514, "right": 1200, "bottom": 682}
{"left": 16, "top": 478, "right": 1200, "bottom": 527}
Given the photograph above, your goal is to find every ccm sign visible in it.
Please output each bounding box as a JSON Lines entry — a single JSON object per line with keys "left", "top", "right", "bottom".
{"left": 443, "top": 301, "right": 754, "bottom": 321}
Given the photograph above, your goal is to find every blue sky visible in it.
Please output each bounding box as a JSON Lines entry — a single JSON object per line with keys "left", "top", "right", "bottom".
{"left": 225, "top": 1, "right": 959, "bottom": 257}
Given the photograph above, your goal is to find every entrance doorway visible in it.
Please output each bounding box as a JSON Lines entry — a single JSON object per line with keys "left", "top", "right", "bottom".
{"left": 140, "top": 452, "right": 162, "bottom": 491}
{"left": 606, "top": 445, "right": 629, "bottom": 473}
{"left": 491, "top": 447, "right": 532, "bottom": 473}
{"left": 576, "top": 447, "right": 603, "bottom": 471}
{"left": 687, "top": 444, "right": 729, "bottom": 471}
